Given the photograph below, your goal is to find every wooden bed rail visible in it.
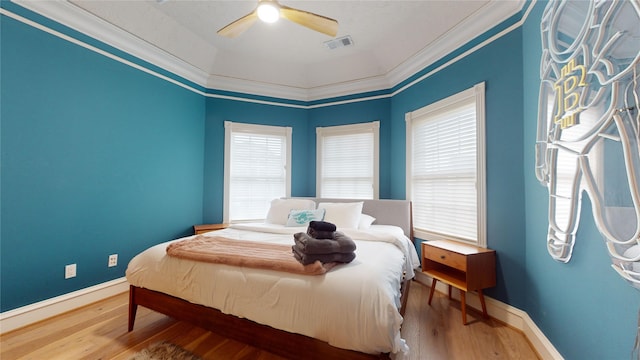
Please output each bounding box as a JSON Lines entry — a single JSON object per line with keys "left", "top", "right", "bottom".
{"left": 128, "top": 199, "right": 414, "bottom": 359}
{"left": 128, "top": 285, "right": 394, "bottom": 360}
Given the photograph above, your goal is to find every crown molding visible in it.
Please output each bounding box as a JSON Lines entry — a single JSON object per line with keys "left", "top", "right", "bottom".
{"left": 307, "top": 75, "right": 392, "bottom": 101}
{"left": 10, "top": 0, "right": 525, "bottom": 103}
{"left": 206, "top": 74, "right": 310, "bottom": 102}
{"left": 207, "top": 69, "right": 392, "bottom": 102}
{"left": 12, "top": 0, "right": 210, "bottom": 87}
{"left": 386, "top": 0, "right": 526, "bottom": 87}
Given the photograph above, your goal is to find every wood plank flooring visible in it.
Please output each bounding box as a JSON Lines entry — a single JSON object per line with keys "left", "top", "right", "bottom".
{"left": 0, "top": 280, "right": 539, "bottom": 360}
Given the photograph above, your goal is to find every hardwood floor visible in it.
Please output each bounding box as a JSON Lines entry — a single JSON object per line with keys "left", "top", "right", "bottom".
{"left": 0, "top": 280, "right": 539, "bottom": 360}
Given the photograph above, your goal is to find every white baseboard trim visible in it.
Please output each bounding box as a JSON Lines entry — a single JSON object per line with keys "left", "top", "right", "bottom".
{"left": 0, "top": 277, "right": 129, "bottom": 334}
{"left": 1, "top": 274, "right": 563, "bottom": 359}
{"left": 414, "top": 272, "right": 563, "bottom": 360}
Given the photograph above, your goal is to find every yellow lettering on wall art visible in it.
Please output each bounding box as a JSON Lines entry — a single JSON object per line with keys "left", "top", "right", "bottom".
{"left": 553, "top": 59, "right": 587, "bottom": 129}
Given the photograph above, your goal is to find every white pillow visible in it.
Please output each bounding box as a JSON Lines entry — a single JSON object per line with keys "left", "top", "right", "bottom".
{"left": 285, "top": 209, "right": 325, "bottom": 227}
{"left": 358, "top": 214, "right": 376, "bottom": 230}
{"left": 318, "top": 202, "right": 364, "bottom": 229}
{"left": 265, "top": 198, "right": 316, "bottom": 225}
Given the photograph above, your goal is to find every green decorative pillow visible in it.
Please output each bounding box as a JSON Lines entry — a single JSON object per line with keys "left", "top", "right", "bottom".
{"left": 285, "top": 209, "right": 326, "bottom": 227}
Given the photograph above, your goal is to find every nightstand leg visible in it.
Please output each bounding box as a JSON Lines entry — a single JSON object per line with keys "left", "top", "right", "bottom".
{"left": 448, "top": 285, "right": 452, "bottom": 300}
{"left": 478, "top": 289, "right": 488, "bottom": 318}
{"left": 460, "top": 290, "right": 467, "bottom": 325}
{"left": 428, "top": 278, "right": 437, "bottom": 305}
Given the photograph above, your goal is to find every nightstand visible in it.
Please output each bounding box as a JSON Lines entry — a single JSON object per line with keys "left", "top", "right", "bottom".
{"left": 421, "top": 240, "right": 496, "bottom": 324}
{"left": 193, "top": 223, "right": 228, "bottom": 235}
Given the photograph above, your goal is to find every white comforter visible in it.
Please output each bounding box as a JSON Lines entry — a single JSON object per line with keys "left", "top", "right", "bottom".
{"left": 126, "top": 223, "right": 420, "bottom": 355}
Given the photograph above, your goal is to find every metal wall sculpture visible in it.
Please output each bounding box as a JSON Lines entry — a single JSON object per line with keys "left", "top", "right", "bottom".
{"left": 536, "top": 0, "right": 640, "bottom": 289}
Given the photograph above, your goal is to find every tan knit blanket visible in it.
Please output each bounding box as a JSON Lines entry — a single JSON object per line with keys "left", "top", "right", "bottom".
{"left": 166, "top": 235, "right": 337, "bottom": 275}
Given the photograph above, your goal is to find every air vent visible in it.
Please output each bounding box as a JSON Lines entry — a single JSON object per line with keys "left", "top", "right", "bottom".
{"left": 324, "top": 35, "right": 354, "bottom": 50}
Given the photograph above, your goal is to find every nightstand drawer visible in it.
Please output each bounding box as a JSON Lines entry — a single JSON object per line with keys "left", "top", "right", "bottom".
{"left": 425, "top": 246, "right": 467, "bottom": 271}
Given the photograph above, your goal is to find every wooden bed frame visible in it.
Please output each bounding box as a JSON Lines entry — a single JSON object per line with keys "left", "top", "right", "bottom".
{"left": 128, "top": 280, "right": 410, "bottom": 360}
{"left": 127, "top": 198, "right": 414, "bottom": 360}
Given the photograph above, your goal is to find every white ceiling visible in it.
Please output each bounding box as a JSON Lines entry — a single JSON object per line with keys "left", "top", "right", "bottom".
{"left": 14, "top": 0, "right": 525, "bottom": 101}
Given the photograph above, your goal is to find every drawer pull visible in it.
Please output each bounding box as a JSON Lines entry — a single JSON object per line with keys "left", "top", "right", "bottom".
{"left": 440, "top": 255, "right": 445, "bottom": 259}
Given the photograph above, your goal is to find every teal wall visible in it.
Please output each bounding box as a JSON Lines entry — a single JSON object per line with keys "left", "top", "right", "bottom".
{"left": 522, "top": 1, "right": 640, "bottom": 359}
{"left": 391, "top": 29, "right": 527, "bottom": 308}
{"left": 1, "top": 6, "right": 205, "bottom": 310}
{"left": 202, "top": 98, "right": 310, "bottom": 224}
{"left": 3, "top": 1, "right": 640, "bottom": 358}
{"left": 308, "top": 98, "right": 393, "bottom": 198}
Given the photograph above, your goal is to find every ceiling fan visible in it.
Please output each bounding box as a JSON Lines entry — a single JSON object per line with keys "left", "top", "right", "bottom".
{"left": 217, "top": 0, "right": 338, "bottom": 38}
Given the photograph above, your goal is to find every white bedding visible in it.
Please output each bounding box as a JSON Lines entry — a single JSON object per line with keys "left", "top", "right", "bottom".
{"left": 126, "top": 223, "right": 420, "bottom": 355}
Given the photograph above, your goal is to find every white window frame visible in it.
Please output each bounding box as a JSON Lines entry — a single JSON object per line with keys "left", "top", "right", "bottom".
{"left": 316, "top": 121, "right": 380, "bottom": 199}
{"left": 405, "top": 83, "right": 486, "bottom": 246}
{"left": 223, "top": 121, "right": 292, "bottom": 223}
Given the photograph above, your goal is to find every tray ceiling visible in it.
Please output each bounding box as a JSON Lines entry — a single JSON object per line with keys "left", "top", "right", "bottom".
{"left": 13, "top": 0, "right": 525, "bottom": 100}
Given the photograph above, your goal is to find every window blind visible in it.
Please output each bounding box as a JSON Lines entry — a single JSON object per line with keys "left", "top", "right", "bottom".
{"left": 317, "top": 122, "right": 379, "bottom": 199}
{"left": 225, "top": 122, "right": 291, "bottom": 222}
{"left": 407, "top": 83, "right": 485, "bottom": 245}
{"left": 411, "top": 102, "right": 477, "bottom": 240}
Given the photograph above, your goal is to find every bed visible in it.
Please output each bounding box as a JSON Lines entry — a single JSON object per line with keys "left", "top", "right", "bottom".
{"left": 126, "top": 198, "right": 420, "bottom": 360}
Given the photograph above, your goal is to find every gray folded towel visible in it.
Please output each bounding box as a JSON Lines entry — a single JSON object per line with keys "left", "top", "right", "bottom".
{"left": 308, "top": 220, "right": 337, "bottom": 232}
{"left": 292, "top": 245, "right": 356, "bottom": 265}
{"left": 307, "top": 221, "right": 337, "bottom": 239}
{"left": 307, "top": 228, "right": 335, "bottom": 239}
{"left": 294, "top": 232, "right": 356, "bottom": 254}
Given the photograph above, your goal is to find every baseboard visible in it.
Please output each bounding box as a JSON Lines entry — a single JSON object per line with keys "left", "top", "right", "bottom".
{"left": 1, "top": 274, "right": 563, "bottom": 359}
{"left": 414, "top": 272, "right": 564, "bottom": 360}
{"left": 0, "top": 277, "right": 129, "bottom": 334}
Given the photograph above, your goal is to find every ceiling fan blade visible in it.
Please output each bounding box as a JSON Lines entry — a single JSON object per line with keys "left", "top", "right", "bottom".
{"left": 280, "top": 5, "right": 338, "bottom": 37}
{"left": 217, "top": 11, "right": 258, "bottom": 38}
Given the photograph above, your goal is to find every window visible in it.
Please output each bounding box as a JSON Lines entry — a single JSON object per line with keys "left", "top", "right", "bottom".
{"left": 406, "top": 83, "right": 486, "bottom": 246}
{"left": 224, "top": 121, "right": 292, "bottom": 223}
{"left": 316, "top": 121, "right": 379, "bottom": 199}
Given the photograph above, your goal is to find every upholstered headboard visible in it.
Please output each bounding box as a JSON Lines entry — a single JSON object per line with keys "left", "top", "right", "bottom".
{"left": 293, "top": 198, "right": 413, "bottom": 239}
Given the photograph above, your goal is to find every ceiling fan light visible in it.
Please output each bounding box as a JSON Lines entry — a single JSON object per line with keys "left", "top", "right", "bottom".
{"left": 257, "top": 3, "right": 279, "bottom": 23}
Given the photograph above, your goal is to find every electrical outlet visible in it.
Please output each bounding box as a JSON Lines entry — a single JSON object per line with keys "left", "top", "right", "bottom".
{"left": 65, "top": 264, "right": 76, "bottom": 279}
{"left": 108, "top": 254, "right": 118, "bottom": 267}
